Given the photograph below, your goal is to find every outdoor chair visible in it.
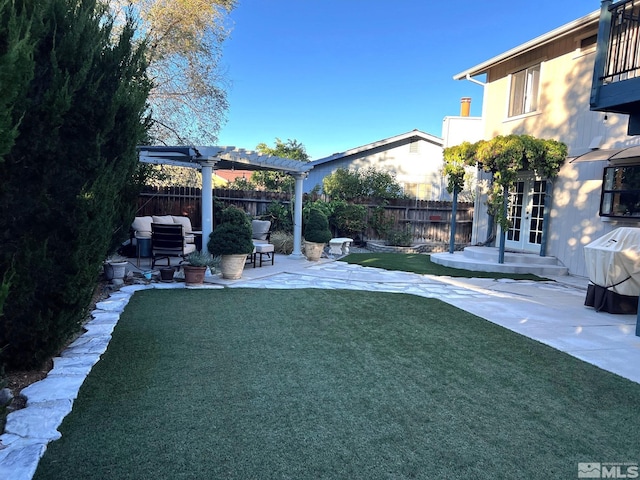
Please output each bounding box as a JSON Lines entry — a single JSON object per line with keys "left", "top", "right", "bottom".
{"left": 251, "top": 220, "right": 274, "bottom": 267}
{"left": 151, "top": 223, "right": 196, "bottom": 268}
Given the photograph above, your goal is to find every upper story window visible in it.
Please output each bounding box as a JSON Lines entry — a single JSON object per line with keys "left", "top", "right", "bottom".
{"left": 508, "top": 64, "right": 540, "bottom": 117}
{"left": 600, "top": 164, "right": 640, "bottom": 217}
{"left": 580, "top": 34, "right": 597, "bottom": 51}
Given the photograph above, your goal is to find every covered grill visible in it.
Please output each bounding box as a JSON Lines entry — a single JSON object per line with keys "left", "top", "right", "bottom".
{"left": 584, "top": 227, "right": 640, "bottom": 314}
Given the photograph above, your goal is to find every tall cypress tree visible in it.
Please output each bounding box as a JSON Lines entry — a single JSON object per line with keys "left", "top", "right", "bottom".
{"left": 0, "top": 0, "right": 36, "bottom": 161}
{"left": 0, "top": 0, "right": 151, "bottom": 368}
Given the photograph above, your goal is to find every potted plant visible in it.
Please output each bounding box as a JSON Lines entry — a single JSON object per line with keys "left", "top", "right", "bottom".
{"left": 303, "top": 207, "right": 332, "bottom": 261}
{"left": 183, "top": 251, "right": 217, "bottom": 285}
{"left": 207, "top": 206, "right": 254, "bottom": 279}
{"left": 103, "top": 254, "right": 128, "bottom": 283}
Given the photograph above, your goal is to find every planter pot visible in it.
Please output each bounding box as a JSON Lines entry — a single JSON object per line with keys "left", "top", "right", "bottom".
{"left": 183, "top": 265, "right": 207, "bottom": 285}
{"left": 160, "top": 267, "right": 175, "bottom": 282}
{"left": 220, "top": 254, "right": 248, "bottom": 279}
{"left": 304, "top": 241, "right": 325, "bottom": 261}
{"left": 104, "top": 261, "right": 127, "bottom": 281}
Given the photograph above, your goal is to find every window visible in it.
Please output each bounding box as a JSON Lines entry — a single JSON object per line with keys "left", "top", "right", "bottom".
{"left": 409, "top": 140, "right": 419, "bottom": 153}
{"left": 600, "top": 164, "right": 640, "bottom": 217}
{"left": 508, "top": 64, "right": 540, "bottom": 117}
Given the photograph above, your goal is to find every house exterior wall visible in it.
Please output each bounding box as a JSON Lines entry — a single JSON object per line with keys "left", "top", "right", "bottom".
{"left": 441, "top": 116, "right": 484, "bottom": 148}
{"left": 473, "top": 22, "right": 640, "bottom": 278}
{"left": 304, "top": 137, "right": 449, "bottom": 201}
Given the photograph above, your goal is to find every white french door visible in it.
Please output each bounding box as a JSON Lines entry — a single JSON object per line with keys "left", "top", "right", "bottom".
{"left": 503, "top": 175, "right": 546, "bottom": 253}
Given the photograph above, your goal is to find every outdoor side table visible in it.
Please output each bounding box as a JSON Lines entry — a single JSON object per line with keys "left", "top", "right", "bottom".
{"left": 136, "top": 236, "right": 152, "bottom": 267}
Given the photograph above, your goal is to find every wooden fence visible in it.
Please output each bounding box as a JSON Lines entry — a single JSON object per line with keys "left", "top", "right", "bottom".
{"left": 136, "top": 186, "right": 474, "bottom": 245}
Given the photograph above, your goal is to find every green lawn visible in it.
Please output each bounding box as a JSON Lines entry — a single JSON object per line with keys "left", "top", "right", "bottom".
{"left": 35, "top": 289, "right": 639, "bottom": 479}
{"left": 341, "top": 253, "right": 548, "bottom": 280}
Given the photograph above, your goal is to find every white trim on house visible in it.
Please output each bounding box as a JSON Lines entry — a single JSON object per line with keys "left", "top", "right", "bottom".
{"left": 308, "top": 130, "right": 443, "bottom": 167}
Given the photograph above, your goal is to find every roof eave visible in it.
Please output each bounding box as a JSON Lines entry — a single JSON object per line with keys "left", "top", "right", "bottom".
{"left": 310, "top": 130, "right": 443, "bottom": 166}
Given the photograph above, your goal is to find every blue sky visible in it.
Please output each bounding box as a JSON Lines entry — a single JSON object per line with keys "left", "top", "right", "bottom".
{"left": 217, "top": 1, "right": 598, "bottom": 160}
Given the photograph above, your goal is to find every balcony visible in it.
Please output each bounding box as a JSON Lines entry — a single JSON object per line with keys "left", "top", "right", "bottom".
{"left": 590, "top": 0, "right": 640, "bottom": 133}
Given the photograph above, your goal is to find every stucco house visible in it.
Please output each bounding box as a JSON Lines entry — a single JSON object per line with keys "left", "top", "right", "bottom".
{"left": 435, "top": 5, "right": 640, "bottom": 278}
{"left": 304, "top": 130, "right": 448, "bottom": 200}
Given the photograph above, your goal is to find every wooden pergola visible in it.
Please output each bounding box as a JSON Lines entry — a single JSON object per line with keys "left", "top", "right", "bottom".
{"left": 138, "top": 146, "right": 315, "bottom": 259}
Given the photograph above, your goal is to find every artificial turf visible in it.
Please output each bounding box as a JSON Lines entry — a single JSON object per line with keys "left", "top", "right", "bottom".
{"left": 34, "top": 289, "right": 640, "bottom": 479}
{"left": 340, "top": 253, "right": 548, "bottom": 280}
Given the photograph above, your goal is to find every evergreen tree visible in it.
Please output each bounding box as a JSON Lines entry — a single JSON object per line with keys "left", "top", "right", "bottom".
{"left": 0, "top": 0, "right": 151, "bottom": 368}
{"left": 0, "top": 0, "right": 36, "bottom": 161}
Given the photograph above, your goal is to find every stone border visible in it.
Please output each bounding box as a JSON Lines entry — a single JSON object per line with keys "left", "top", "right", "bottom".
{"left": 0, "top": 282, "right": 222, "bottom": 480}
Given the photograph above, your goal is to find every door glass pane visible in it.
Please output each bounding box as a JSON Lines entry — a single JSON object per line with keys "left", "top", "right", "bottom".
{"left": 528, "top": 180, "right": 546, "bottom": 245}
{"left": 507, "top": 182, "right": 525, "bottom": 241}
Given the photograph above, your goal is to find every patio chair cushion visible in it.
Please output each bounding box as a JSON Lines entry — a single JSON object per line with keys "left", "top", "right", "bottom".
{"left": 252, "top": 220, "right": 271, "bottom": 240}
{"left": 171, "top": 215, "right": 195, "bottom": 243}
{"left": 131, "top": 216, "right": 153, "bottom": 241}
{"left": 152, "top": 215, "right": 175, "bottom": 225}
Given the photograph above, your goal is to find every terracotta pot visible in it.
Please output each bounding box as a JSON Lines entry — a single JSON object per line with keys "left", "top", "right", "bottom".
{"left": 304, "top": 241, "right": 325, "bottom": 261}
{"left": 183, "top": 265, "right": 207, "bottom": 285}
{"left": 220, "top": 254, "right": 248, "bottom": 279}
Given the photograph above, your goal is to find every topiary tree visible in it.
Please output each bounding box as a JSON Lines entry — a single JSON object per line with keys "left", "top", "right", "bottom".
{"left": 207, "top": 206, "right": 254, "bottom": 255}
{"left": 304, "top": 207, "right": 332, "bottom": 244}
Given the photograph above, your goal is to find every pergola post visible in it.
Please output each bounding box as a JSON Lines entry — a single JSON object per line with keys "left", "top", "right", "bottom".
{"left": 290, "top": 172, "right": 307, "bottom": 259}
{"left": 200, "top": 159, "right": 219, "bottom": 249}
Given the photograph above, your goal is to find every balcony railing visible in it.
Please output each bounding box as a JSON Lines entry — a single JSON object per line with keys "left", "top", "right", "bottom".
{"left": 602, "top": 0, "right": 640, "bottom": 84}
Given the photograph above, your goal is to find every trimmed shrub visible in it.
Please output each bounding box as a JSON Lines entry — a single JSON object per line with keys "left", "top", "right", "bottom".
{"left": 304, "top": 208, "right": 331, "bottom": 244}
{"left": 208, "top": 206, "right": 254, "bottom": 256}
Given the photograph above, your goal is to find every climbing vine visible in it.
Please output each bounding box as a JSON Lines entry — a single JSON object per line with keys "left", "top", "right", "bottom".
{"left": 443, "top": 134, "right": 568, "bottom": 231}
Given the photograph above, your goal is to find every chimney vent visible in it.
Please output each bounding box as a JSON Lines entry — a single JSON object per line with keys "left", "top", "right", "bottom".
{"left": 460, "top": 97, "right": 471, "bottom": 117}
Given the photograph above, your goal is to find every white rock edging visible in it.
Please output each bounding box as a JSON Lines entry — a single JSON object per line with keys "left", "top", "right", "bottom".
{"left": 0, "top": 284, "right": 159, "bottom": 480}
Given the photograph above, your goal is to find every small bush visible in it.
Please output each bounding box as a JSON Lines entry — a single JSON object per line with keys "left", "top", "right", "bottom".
{"left": 387, "top": 228, "right": 413, "bottom": 247}
{"left": 368, "top": 204, "right": 395, "bottom": 239}
{"left": 263, "top": 201, "right": 292, "bottom": 233}
{"left": 330, "top": 201, "right": 367, "bottom": 237}
{"left": 270, "top": 231, "right": 294, "bottom": 254}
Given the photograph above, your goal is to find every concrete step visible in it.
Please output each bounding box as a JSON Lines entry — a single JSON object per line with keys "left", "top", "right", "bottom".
{"left": 430, "top": 247, "right": 569, "bottom": 277}
{"left": 461, "top": 246, "right": 561, "bottom": 265}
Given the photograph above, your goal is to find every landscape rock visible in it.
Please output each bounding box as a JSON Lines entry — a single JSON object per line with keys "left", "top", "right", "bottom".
{"left": 0, "top": 389, "right": 13, "bottom": 406}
